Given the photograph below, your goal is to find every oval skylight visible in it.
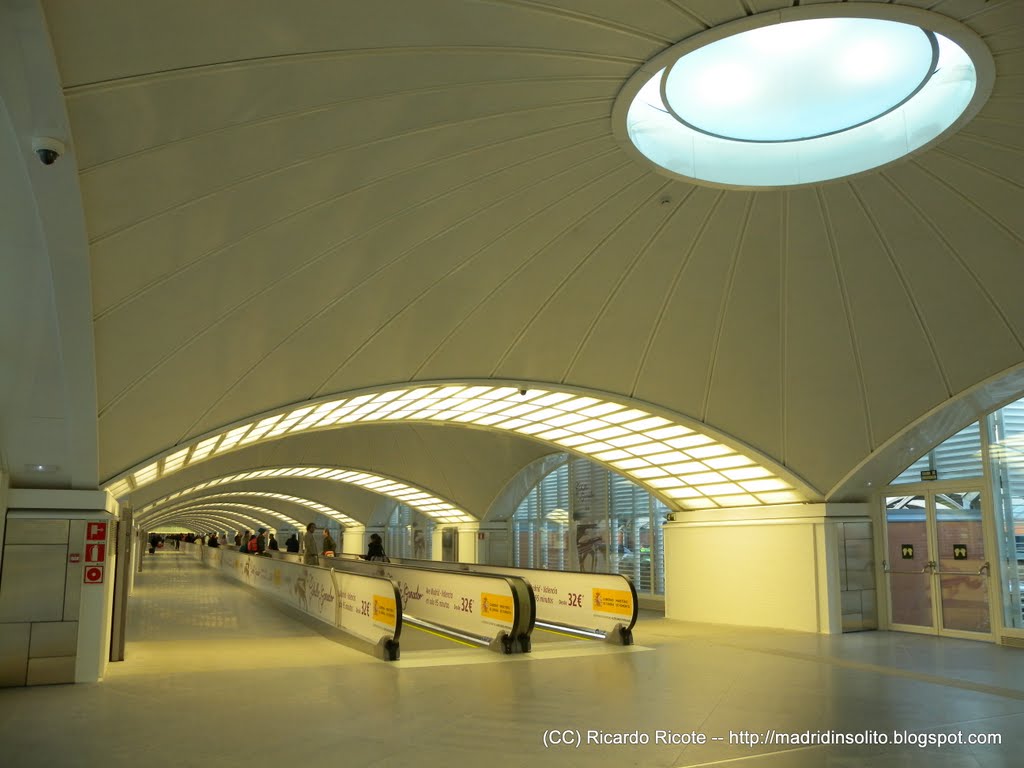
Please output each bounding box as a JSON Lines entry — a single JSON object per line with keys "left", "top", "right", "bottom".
{"left": 615, "top": 9, "right": 991, "bottom": 188}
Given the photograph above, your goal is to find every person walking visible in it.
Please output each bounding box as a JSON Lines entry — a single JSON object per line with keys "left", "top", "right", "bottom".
{"left": 322, "top": 528, "right": 336, "bottom": 557}
{"left": 302, "top": 522, "right": 319, "bottom": 565}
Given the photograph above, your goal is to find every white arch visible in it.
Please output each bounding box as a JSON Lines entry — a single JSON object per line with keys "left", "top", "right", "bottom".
{"left": 144, "top": 511, "right": 256, "bottom": 535}
{"left": 139, "top": 490, "right": 355, "bottom": 525}
{"left": 142, "top": 502, "right": 299, "bottom": 531}
{"left": 104, "top": 380, "right": 815, "bottom": 511}
{"left": 146, "top": 506, "right": 278, "bottom": 535}
{"left": 129, "top": 466, "right": 473, "bottom": 525}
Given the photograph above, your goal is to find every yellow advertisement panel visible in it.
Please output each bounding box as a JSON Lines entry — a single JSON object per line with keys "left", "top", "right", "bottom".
{"left": 592, "top": 587, "right": 633, "bottom": 617}
{"left": 480, "top": 592, "right": 515, "bottom": 624}
{"left": 373, "top": 594, "right": 397, "bottom": 627}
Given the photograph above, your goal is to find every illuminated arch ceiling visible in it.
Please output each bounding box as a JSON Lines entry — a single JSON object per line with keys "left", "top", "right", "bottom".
{"left": 133, "top": 466, "right": 475, "bottom": 525}
{"left": 105, "top": 384, "right": 811, "bottom": 512}
{"left": 6, "top": 2, "right": 1021, "bottom": 510}
{"left": 138, "top": 491, "right": 349, "bottom": 527}
{"left": 148, "top": 507, "right": 280, "bottom": 534}
{"left": 140, "top": 501, "right": 303, "bottom": 531}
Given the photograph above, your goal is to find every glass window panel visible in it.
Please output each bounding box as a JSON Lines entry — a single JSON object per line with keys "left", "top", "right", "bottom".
{"left": 512, "top": 453, "right": 666, "bottom": 595}
{"left": 987, "top": 401, "right": 1024, "bottom": 630}
{"left": 890, "top": 422, "right": 983, "bottom": 484}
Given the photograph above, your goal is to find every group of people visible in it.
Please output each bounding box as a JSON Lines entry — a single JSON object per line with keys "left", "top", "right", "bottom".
{"left": 294, "top": 522, "right": 387, "bottom": 564}
{"left": 231, "top": 528, "right": 279, "bottom": 556}
{"left": 151, "top": 524, "right": 388, "bottom": 563}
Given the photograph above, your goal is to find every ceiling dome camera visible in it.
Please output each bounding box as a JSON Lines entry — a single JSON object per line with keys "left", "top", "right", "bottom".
{"left": 32, "top": 137, "right": 65, "bottom": 166}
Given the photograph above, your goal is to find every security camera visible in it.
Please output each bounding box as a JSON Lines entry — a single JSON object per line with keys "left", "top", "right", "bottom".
{"left": 519, "top": 388, "right": 527, "bottom": 396}
{"left": 32, "top": 137, "right": 65, "bottom": 166}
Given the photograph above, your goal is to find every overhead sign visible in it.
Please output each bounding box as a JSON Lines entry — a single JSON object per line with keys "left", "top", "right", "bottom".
{"left": 86, "top": 522, "right": 107, "bottom": 541}
{"left": 920, "top": 469, "right": 938, "bottom": 481}
{"left": 901, "top": 544, "right": 914, "bottom": 559}
{"left": 84, "top": 565, "right": 104, "bottom": 584}
{"left": 953, "top": 545, "right": 968, "bottom": 560}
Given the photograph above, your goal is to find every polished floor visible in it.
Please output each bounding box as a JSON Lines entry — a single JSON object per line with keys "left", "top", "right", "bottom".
{"left": 0, "top": 551, "right": 1021, "bottom": 767}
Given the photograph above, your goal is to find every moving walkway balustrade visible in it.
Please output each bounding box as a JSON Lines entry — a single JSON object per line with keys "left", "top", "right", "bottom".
{"left": 178, "top": 543, "right": 535, "bottom": 657}
{"left": 321, "top": 552, "right": 638, "bottom": 646}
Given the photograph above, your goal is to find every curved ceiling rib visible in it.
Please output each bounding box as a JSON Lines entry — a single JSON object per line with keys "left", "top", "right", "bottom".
{"left": 145, "top": 511, "right": 267, "bottom": 534}
{"left": 104, "top": 381, "right": 815, "bottom": 512}
{"left": 146, "top": 506, "right": 278, "bottom": 533}
{"left": 139, "top": 491, "right": 350, "bottom": 526}
{"left": 127, "top": 465, "right": 474, "bottom": 525}
{"left": 140, "top": 501, "right": 302, "bottom": 531}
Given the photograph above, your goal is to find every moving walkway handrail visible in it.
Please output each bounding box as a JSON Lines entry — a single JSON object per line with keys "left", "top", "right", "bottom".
{"left": 312, "top": 552, "right": 535, "bottom": 654}
{"left": 180, "top": 542, "right": 403, "bottom": 660}
{"left": 352, "top": 554, "right": 638, "bottom": 645}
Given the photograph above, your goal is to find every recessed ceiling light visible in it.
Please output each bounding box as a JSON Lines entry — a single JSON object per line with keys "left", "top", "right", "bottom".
{"left": 25, "top": 463, "right": 59, "bottom": 473}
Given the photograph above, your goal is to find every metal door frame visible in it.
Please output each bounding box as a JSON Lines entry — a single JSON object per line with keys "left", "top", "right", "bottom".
{"left": 881, "top": 481, "right": 996, "bottom": 641}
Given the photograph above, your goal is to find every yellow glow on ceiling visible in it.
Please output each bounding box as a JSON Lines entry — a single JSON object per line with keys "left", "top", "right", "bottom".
{"left": 134, "top": 467, "right": 472, "bottom": 525}
{"left": 138, "top": 491, "right": 348, "bottom": 529}
{"left": 145, "top": 502, "right": 300, "bottom": 531}
{"left": 104, "top": 384, "right": 803, "bottom": 511}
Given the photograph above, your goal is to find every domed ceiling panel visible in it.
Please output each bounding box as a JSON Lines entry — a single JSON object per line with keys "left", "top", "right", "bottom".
{"left": 700, "top": 192, "right": 784, "bottom": 462}
{"left": 562, "top": 187, "right": 726, "bottom": 393}
{"left": 33, "top": 0, "right": 1024, "bottom": 498}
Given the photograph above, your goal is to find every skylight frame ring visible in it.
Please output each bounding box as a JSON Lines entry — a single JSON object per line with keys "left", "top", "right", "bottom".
{"left": 657, "top": 26, "right": 940, "bottom": 144}
{"left": 611, "top": 2, "right": 995, "bottom": 191}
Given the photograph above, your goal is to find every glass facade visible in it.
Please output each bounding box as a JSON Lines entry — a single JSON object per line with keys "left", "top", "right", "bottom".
{"left": 385, "top": 505, "right": 434, "bottom": 561}
{"left": 511, "top": 455, "right": 669, "bottom": 595}
{"left": 890, "top": 422, "right": 983, "bottom": 484}
{"left": 887, "top": 396, "right": 1024, "bottom": 631}
{"left": 987, "top": 401, "right": 1024, "bottom": 630}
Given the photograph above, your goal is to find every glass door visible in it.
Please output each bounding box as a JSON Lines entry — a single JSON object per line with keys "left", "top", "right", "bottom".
{"left": 884, "top": 494, "right": 934, "bottom": 630}
{"left": 884, "top": 488, "right": 993, "bottom": 638}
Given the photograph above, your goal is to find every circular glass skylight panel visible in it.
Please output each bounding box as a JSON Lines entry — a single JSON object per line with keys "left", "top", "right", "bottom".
{"left": 614, "top": 7, "right": 993, "bottom": 188}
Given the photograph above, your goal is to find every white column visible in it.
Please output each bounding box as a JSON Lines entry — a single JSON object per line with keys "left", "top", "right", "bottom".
{"left": 456, "top": 522, "right": 481, "bottom": 565}
{"left": 663, "top": 503, "right": 870, "bottom": 634}
{"left": 343, "top": 524, "right": 366, "bottom": 556}
{"left": 433, "top": 527, "right": 445, "bottom": 561}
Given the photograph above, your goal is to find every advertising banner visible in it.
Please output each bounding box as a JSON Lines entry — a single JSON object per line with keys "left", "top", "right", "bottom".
{"left": 323, "top": 556, "right": 521, "bottom": 641}
{"left": 197, "top": 548, "right": 398, "bottom": 649}
{"left": 331, "top": 571, "right": 400, "bottom": 645}
{"left": 382, "top": 558, "right": 637, "bottom": 636}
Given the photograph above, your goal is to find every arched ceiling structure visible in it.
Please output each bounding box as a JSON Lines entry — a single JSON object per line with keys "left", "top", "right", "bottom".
{"left": 3, "top": 1, "right": 1023, "bottom": 519}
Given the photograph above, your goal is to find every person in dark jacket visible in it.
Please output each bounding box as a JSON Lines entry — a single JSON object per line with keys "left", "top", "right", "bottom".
{"left": 363, "top": 533, "right": 387, "bottom": 562}
{"left": 268, "top": 534, "right": 279, "bottom": 551}
{"left": 285, "top": 534, "right": 300, "bottom": 553}
{"left": 322, "top": 528, "right": 336, "bottom": 557}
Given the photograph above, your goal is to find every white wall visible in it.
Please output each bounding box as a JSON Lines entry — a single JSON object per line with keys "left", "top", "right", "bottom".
{"left": 664, "top": 504, "right": 869, "bottom": 634}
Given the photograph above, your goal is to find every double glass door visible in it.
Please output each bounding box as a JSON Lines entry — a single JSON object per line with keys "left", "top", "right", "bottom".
{"left": 884, "top": 488, "right": 993, "bottom": 638}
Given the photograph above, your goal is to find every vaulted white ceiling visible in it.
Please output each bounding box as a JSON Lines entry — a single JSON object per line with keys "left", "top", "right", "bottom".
{"left": 3, "top": 0, "right": 1022, "bottom": 519}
